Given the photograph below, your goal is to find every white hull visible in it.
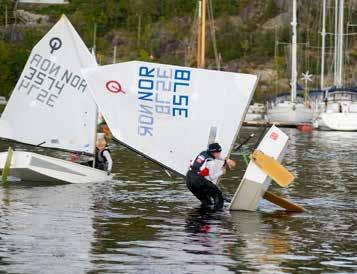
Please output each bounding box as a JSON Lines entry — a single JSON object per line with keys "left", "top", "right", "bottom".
{"left": 230, "top": 126, "right": 288, "bottom": 211}
{"left": 267, "top": 102, "right": 313, "bottom": 124}
{"left": 244, "top": 103, "right": 266, "bottom": 122}
{"left": 0, "top": 151, "right": 113, "bottom": 184}
{"left": 244, "top": 113, "right": 265, "bottom": 122}
{"left": 318, "top": 113, "right": 357, "bottom": 131}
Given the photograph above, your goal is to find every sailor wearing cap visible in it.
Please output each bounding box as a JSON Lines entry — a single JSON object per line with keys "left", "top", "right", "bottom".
{"left": 186, "top": 143, "right": 236, "bottom": 210}
{"left": 95, "top": 133, "right": 113, "bottom": 175}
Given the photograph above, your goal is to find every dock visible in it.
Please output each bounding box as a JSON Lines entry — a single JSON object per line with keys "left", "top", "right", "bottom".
{"left": 243, "top": 121, "right": 314, "bottom": 130}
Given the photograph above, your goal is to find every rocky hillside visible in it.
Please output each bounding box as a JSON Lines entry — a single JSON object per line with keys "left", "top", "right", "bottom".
{"left": 0, "top": 0, "right": 356, "bottom": 101}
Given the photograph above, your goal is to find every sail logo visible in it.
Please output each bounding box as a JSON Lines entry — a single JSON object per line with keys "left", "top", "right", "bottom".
{"left": 105, "top": 80, "right": 126, "bottom": 94}
{"left": 49, "top": 37, "right": 62, "bottom": 54}
{"left": 137, "top": 64, "right": 191, "bottom": 137}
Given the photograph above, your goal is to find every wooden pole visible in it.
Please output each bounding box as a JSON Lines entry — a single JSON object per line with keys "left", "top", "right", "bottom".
{"left": 93, "top": 23, "right": 97, "bottom": 54}
{"left": 263, "top": 190, "right": 305, "bottom": 212}
{"left": 197, "top": 0, "right": 202, "bottom": 67}
{"left": 200, "top": 0, "right": 206, "bottom": 68}
{"left": 113, "top": 45, "right": 117, "bottom": 64}
{"left": 2, "top": 147, "right": 13, "bottom": 184}
{"left": 5, "top": 4, "right": 8, "bottom": 28}
{"left": 137, "top": 14, "right": 142, "bottom": 49}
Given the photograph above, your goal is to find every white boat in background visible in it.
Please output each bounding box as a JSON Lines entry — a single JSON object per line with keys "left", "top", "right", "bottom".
{"left": 313, "top": 88, "right": 357, "bottom": 131}
{"left": 313, "top": 0, "right": 357, "bottom": 131}
{"left": 0, "top": 15, "right": 112, "bottom": 183}
{"left": 267, "top": 94, "right": 312, "bottom": 124}
{"left": 267, "top": 0, "right": 313, "bottom": 125}
{"left": 244, "top": 103, "right": 266, "bottom": 122}
{"left": 0, "top": 96, "right": 7, "bottom": 105}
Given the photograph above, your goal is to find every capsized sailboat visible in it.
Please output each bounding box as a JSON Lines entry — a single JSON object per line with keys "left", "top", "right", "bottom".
{"left": 0, "top": 15, "right": 112, "bottom": 183}
{"left": 83, "top": 62, "right": 302, "bottom": 212}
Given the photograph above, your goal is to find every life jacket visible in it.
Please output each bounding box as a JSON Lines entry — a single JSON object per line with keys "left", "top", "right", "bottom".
{"left": 95, "top": 147, "right": 111, "bottom": 170}
{"left": 190, "top": 150, "right": 213, "bottom": 177}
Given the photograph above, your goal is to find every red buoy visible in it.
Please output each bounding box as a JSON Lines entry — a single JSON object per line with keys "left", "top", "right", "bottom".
{"left": 297, "top": 123, "right": 313, "bottom": 132}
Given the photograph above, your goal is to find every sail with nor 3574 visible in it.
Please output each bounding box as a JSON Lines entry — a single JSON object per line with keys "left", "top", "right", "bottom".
{"left": 0, "top": 15, "right": 97, "bottom": 153}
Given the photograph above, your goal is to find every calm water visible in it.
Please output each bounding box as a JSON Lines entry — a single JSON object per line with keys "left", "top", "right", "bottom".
{"left": 0, "top": 127, "right": 356, "bottom": 273}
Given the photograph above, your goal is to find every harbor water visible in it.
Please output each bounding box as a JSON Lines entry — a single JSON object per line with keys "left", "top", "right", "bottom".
{"left": 0, "top": 127, "right": 356, "bottom": 273}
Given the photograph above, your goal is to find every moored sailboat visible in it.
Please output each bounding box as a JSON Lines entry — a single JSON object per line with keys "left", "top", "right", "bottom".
{"left": 267, "top": 0, "right": 313, "bottom": 125}
{"left": 313, "top": 0, "right": 357, "bottom": 131}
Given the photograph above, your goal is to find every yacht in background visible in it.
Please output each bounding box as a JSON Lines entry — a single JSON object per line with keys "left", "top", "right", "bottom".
{"left": 313, "top": 0, "right": 357, "bottom": 131}
{"left": 266, "top": 0, "right": 313, "bottom": 125}
{"left": 0, "top": 96, "right": 7, "bottom": 105}
{"left": 244, "top": 103, "right": 266, "bottom": 123}
{"left": 313, "top": 87, "right": 357, "bottom": 131}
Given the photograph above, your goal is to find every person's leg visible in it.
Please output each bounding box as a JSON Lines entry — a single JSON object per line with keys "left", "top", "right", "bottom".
{"left": 204, "top": 181, "right": 224, "bottom": 210}
{"left": 186, "top": 171, "right": 213, "bottom": 207}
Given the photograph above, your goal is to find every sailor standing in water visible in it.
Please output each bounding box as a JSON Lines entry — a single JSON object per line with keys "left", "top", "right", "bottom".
{"left": 95, "top": 133, "right": 113, "bottom": 175}
{"left": 186, "top": 143, "right": 236, "bottom": 210}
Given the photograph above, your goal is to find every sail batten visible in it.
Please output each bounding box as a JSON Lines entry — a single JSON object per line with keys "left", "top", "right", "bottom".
{"left": 0, "top": 16, "right": 97, "bottom": 153}
{"left": 84, "top": 61, "right": 258, "bottom": 176}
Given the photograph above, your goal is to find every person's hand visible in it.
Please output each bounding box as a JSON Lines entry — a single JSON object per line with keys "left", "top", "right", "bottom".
{"left": 221, "top": 167, "right": 227, "bottom": 175}
{"left": 226, "top": 158, "right": 236, "bottom": 170}
{"left": 107, "top": 169, "right": 111, "bottom": 176}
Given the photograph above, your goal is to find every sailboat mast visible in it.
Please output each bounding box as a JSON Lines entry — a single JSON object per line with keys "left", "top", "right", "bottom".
{"left": 336, "top": 0, "right": 344, "bottom": 87}
{"left": 320, "top": 0, "right": 326, "bottom": 89}
{"left": 197, "top": 0, "right": 206, "bottom": 68}
{"left": 91, "top": 43, "right": 98, "bottom": 166}
{"left": 334, "top": 0, "right": 339, "bottom": 85}
{"left": 291, "top": 0, "right": 298, "bottom": 102}
{"left": 197, "top": 0, "right": 202, "bottom": 67}
{"left": 200, "top": 0, "right": 206, "bottom": 68}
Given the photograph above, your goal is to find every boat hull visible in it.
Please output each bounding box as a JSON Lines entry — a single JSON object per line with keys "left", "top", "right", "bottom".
{"left": 230, "top": 126, "right": 289, "bottom": 211}
{"left": 0, "top": 151, "right": 113, "bottom": 184}
{"left": 319, "top": 113, "right": 357, "bottom": 131}
{"left": 267, "top": 102, "right": 313, "bottom": 125}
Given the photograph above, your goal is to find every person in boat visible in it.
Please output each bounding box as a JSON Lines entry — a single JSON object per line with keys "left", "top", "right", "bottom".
{"left": 186, "top": 143, "right": 236, "bottom": 210}
{"left": 95, "top": 135, "right": 113, "bottom": 175}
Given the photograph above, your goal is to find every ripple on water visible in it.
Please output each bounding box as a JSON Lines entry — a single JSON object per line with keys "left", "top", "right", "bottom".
{"left": 0, "top": 128, "right": 357, "bottom": 273}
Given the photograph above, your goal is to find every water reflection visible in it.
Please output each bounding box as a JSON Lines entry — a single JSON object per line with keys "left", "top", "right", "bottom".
{"left": 0, "top": 128, "right": 356, "bottom": 273}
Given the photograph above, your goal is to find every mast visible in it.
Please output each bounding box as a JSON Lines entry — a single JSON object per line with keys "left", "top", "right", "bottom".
{"left": 197, "top": 0, "right": 201, "bottom": 67}
{"left": 197, "top": 0, "right": 206, "bottom": 68}
{"left": 91, "top": 34, "right": 98, "bottom": 166}
{"left": 291, "top": 0, "right": 298, "bottom": 102}
{"left": 92, "top": 22, "right": 97, "bottom": 55}
{"left": 320, "top": 0, "right": 326, "bottom": 89}
{"left": 334, "top": 0, "right": 339, "bottom": 85}
{"left": 336, "top": 0, "right": 344, "bottom": 87}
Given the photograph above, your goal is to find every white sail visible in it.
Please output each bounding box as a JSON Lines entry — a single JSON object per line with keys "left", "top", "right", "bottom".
{"left": 0, "top": 15, "right": 97, "bottom": 153}
{"left": 83, "top": 61, "right": 258, "bottom": 175}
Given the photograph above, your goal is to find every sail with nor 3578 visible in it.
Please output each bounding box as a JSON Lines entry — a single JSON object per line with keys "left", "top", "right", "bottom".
{"left": 84, "top": 61, "right": 258, "bottom": 175}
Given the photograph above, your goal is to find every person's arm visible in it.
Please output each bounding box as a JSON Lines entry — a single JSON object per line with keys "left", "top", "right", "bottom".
{"left": 102, "top": 150, "right": 113, "bottom": 174}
